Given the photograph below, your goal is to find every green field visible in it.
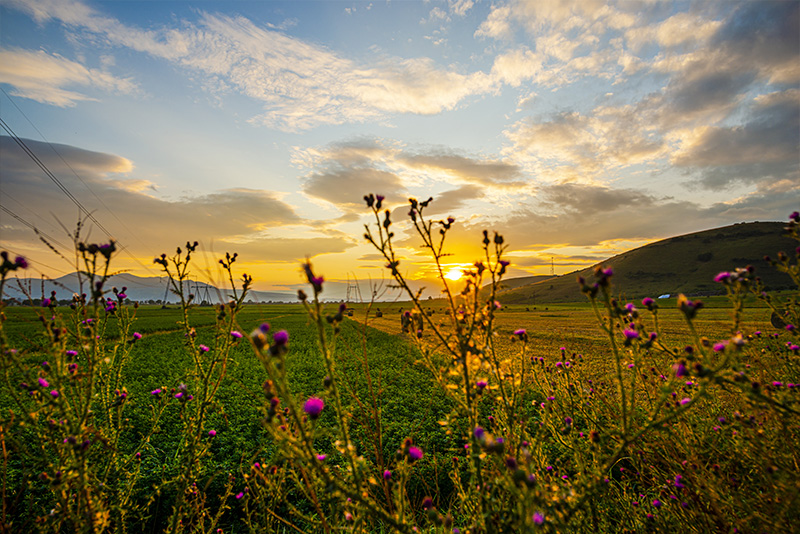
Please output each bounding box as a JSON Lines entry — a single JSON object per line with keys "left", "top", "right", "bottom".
{"left": 1, "top": 275, "right": 798, "bottom": 532}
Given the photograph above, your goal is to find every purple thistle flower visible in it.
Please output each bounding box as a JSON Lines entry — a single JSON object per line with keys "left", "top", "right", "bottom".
{"left": 673, "top": 362, "right": 688, "bottom": 377}
{"left": 230, "top": 330, "right": 243, "bottom": 339}
{"left": 625, "top": 303, "right": 636, "bottom": 313}
{"left": 273, "top": 330, "right": 289, "bottom": 346}
{"left": 674, "top": 475, "right": 685, "bottom": 489}
{"left": 713, "top": 342, "right": 727, "bottom": 352}
{"left": 714, "top": 272, "right": 731, "bottom": 283}
{"left": 533, "top": 512, "right": 545, "bottom": 525}
{"left": 652, "top": 499, "right": 662, "bottom": 508}
{"left": 383, "top": 469, "right": 392, "bottom": 480}
{"left": 316, "top": 454, "right": 326, "bottom": 461}
{"left": 208, "top": 430, "right": 217, "bottom": 437}
{"left": 786, "top": 324, "right": 795, "bottom": 332}
{"left": 66, "top": 350, "right": 78, "bottom": 357}
{"left": 303, "top": 397, "right": 325, "bottom": 419}
{"left": 474, "top": 426, "right": 485, "bottom": 440}
{"left": 50, "top": 390, "right": 59, "bottom": 398}
{"left": 476, "top": 380, "right": 487, "bottom": 391}
{"left": 680, "top": 398, "right": 691, "bottom": 406}
{"left": 642, "top": 297, "right": 654, "bottom": 307}
{"left": 199, "top": 345, "right": 210, "bottom": 352}
{"left": 150, "top": 388, "right": 162, "bottom": 396}
{"left": 38, "top": 378, "right": 49, "bottom": 388}
{"left": 514, "top": 328, "right": 526, "bottom": 336}
{"left": 623, "top": 329, "right": 639, "bottom": 340}
{"left": 236, "top": 492, "right": 244, "bottom": 499}
{"left": 14, "top": 256, "right": 28, "bottom": 269}
{"left": 132, "top": 332, "right": 142, "bottom": 340}
{"left": 408, "top": 446, "right": 423, "bottom": 461}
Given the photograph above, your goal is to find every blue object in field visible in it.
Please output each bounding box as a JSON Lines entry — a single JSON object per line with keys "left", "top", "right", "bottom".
{"left": 658, "top": 294, "right": 670, "bottom": 299}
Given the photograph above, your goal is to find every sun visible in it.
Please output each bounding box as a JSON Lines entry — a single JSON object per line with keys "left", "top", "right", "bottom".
{"left": 445, "top": 267, "right": 463, "bottom": 281}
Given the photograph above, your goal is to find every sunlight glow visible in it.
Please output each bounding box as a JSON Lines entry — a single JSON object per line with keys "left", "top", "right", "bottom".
{"left": 445, "top": 267, "right": 464, "bottom": 281}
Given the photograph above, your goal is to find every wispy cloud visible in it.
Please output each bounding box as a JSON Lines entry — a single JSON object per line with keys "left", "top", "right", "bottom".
{"left": 0, "top": 47, "right": 137, "bottom": 106}
{"left": 3, "top": 0, "right": 502, "bottom": 131}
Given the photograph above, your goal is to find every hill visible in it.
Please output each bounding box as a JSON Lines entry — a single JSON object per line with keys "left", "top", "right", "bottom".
{"left": 497, "top": 221, "right": 795, "bottom": 304}
{"left": 489, "top": 275, "right": 554, "bottom": 291}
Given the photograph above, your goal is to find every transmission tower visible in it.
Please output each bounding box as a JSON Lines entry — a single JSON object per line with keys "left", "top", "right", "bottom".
{"left": 345, "top": 273, "right": 362, "bottom": 303}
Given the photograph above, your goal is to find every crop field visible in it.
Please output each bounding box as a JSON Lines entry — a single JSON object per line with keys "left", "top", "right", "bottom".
{"left": 1, "top": 212, "right": 798, "bottom": 533}
{"left": 2, "top": 285, "right": 798, "bottom": 533}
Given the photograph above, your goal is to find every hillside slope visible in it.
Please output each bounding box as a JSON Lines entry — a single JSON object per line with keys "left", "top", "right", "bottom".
{"left": 498, "top": 221, "right": 795, "bottom": 304}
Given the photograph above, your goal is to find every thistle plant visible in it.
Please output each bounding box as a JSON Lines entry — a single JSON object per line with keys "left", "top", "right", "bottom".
{"left": 0, "top": 207, "right": 797, "bottom": 533}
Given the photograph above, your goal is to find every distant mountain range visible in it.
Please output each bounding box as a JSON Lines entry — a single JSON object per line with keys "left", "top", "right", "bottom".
{"left": 2, "top": 272, "right": 297, "bottom": 304}
{"left": 495, "top": 221, "right": 795, "bottom": 304}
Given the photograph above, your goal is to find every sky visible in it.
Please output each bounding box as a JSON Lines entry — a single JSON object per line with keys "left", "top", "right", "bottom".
{"left": 0, "top": 0, "right": 798, "bottom": 299}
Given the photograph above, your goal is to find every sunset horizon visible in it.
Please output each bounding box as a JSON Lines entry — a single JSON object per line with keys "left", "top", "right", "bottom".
{"left": 1, "top": 0, "right": 797, "bottom": 294}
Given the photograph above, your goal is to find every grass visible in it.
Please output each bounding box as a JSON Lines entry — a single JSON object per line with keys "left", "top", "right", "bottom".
{"left": 1, "top": 210, "right": 798, "bottom": 533}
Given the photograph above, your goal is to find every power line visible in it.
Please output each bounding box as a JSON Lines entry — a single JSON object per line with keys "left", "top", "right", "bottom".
{"left": 1, "top": 190, "right": 74, "bottom": 249}
{"left": 0, "top": 88, "right": 155, "bottom": 256}
{"left": 0, "top": 117, "right": 115, "bottom": 239}
{"left": 0, "top": 245, "right": 71, "bottom": 278}
{"left": 0, "top": 111, "right": 160, "bottom": 276}
{"left": 0, "top": 204, "right": 73, "bottom": 254}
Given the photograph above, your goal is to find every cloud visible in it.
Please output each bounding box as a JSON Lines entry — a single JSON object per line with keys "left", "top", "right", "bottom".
{"left": 541, "top": 183, "right": 655, "bottom": 215}
{"left": 498, "top": 1, "right": 798, "bottom": 186}
{"left": 471, "top": 183, "right": 795, "bottom": 252}
{"left": 0, "top": 47, "right": 137, "bottom": 106}
{"left": 0, "top": 136, "right": 355, "bottom": 264}
{"left": 303, "top": 167, "right": 406, "bottom": 211}
{"left": 448, "top": 0, "right": 474, "bottom": 17}
{"left": 504, "top": 109, "right": 663, "bottom": 179}
{"left": 296, "top": 139, "right": 525, "bottom": 216}
{"left": 399, "top": 152, "right": 524, "bottom": 187}
{"left": 671, "top": 90, "right": 800, "bottom": 190}
{"left": 5, "top": 0, "right": 499, "bottom": 131}
{"left": 711, "top": 1, "right": 799, "bottom": 84}
{"left": 625, "top": 12, "right": 723, "bottom": 51}
{"left": 391, "top": 184, "right": 484, "bottom": 220}
{"left": 490, "top": 48, "right": 543, "bottom": 87}
{"left": 425, "top": 7, "right": 449, "bottom": 23}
